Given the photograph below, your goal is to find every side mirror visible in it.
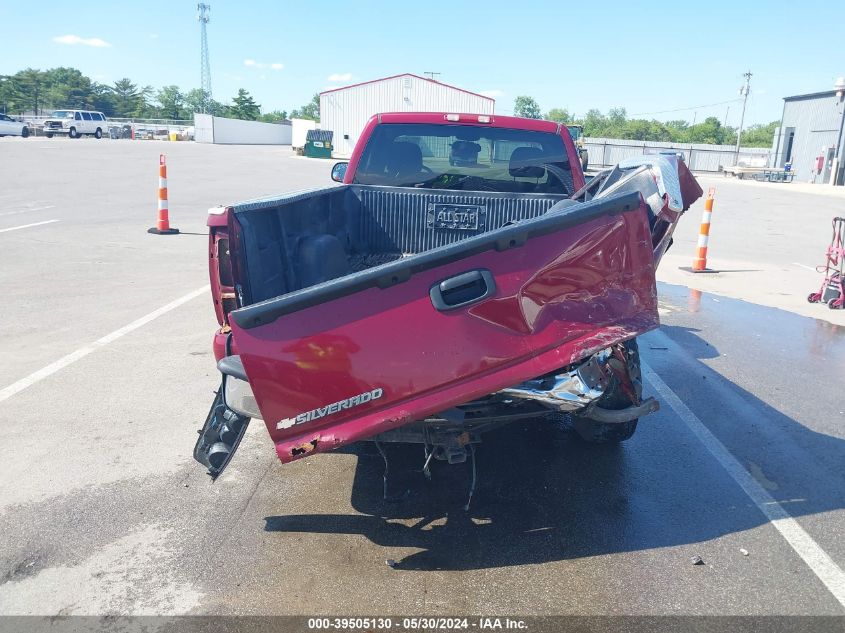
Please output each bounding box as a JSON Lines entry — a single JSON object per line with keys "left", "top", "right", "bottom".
{"left": 331, "top": 162, "right": 348, "bottom": 183}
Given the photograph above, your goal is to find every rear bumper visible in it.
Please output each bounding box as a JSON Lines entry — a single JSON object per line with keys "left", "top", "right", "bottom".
{"left": 270, "top": 321, "right": 655, "bottom": 464}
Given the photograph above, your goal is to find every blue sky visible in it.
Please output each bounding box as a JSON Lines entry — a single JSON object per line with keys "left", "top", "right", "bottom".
{"left": 1, "top": 0, "right": 844, "bottom": 125}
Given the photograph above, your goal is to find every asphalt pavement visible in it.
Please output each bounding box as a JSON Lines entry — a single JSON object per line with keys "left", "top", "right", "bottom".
{"left": 0, "top": 138, "right": 843, "bottom": 619}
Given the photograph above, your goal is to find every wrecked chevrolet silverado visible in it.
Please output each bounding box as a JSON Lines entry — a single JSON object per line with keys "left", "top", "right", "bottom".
{"left": 194, "top": 112, "right": 703, "bottom": 499}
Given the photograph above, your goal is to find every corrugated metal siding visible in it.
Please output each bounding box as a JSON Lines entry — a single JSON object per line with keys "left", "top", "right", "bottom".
{"left": 321, "top": 75, "right": 494, "bottom": 157}
{"left": 780, "top": 96, "right": 843, "bottom": 182}
{"left": 352, "top": 187, "right": 565, "bottom": 253}
{"left": 582, "top": 138, "right": 770, "bottom": 173}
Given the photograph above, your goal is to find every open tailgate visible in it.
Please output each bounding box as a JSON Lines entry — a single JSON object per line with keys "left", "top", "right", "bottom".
{"left": 229, "top": 191, "right": 659, "bottom": 462}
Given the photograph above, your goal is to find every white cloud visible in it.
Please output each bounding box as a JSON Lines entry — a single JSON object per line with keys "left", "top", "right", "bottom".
{"left": 53, "top": 34, "right": 111, "bottom": 48}
{"left": 327, "top": 73, "right": 353, "bottom": 83}
{"left": 480, "top": 89, "right": 503, "bottom": 98}
{"left": 244, "top": 59, "right": 284, "bottom": 71}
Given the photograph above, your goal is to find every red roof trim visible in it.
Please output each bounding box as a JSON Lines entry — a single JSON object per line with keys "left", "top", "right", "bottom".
{"left": 319, "top": 73, "right": 495, "bottom": 102}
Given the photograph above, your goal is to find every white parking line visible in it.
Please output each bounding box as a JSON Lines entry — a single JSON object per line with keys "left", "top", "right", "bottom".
{"left": 643, "top": 363, "right": 845, "bottom": 608}
{"left": 0, "top": 285, "right": 209, "bottom": 404}
{"left": 792, "top": 262, "right": 818, "bottom": 272}
{"left": 0, "top": 219, "right": 60, "bottom": 233}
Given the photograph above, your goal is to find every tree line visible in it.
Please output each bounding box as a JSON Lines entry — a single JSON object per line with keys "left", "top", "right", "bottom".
{"left": 513, "top": 95, "right": 779, "bottom": 148}
{"left": 0, "top": 67, "right": 320, "bottom": 123}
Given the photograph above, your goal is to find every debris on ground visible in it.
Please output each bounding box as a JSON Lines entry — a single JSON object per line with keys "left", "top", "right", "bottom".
{"left": 691, "top": 555, "right": 705, "bottom": 565}
{"left": 740, "top": 548, "right": 749, "bottom": 556}
{"left": 386, "top": 559, "right": 396, "bottom": 568}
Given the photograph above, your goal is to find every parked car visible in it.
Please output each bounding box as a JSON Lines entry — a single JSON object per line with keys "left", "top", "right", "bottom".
{"left": 42, "top": 110, "right": 108, "bottom": 138}
{"left": 193, "top": 112, "right": 703, "bottom": 496}
{"left": 0, "top": 113, "right": 30, "bottom": 137}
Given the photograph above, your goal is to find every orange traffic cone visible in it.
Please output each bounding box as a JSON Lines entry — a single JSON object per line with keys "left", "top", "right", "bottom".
{"left": 148, "top": 154, "right": 179, "bottom": 235}
{"left": 680, "top": 187, "right": 717, "bottom": 273}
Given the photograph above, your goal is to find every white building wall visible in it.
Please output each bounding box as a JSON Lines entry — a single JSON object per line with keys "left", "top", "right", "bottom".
{"left": 194, "top": 113, "right": 214, "bottom": 143}
{"left": 291, "top": 118, "right": 317, "bottom": 149}
{"left": 193, "top": 114, "right": 292, "bottom": 145}
{"left": 320, "top": 74, "right": 494, "bottom": 157}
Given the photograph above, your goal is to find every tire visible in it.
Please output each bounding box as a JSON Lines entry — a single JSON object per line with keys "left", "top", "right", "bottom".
{"left": 68, "top": 127, "right": 78, "bottom": 139}
{"left": 45, "top": 133, "right": 53, "bottom": 138}
{"left": 94, "top": 128, "right": 102, "bottom": 139}
{"left": 829, "top": 298, "right": 842, "bottom": 310}
{"left": 808, "top": 293, "right": 819, "bottom": 303}
{"left": 21, "top": 127, "right": 29, "bottom": 138}
{"left": 573, "top": 339, "right": 641, "bottom": 444}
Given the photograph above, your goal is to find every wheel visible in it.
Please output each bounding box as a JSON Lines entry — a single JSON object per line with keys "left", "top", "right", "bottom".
{"left": 572, "top": 339, "right": 641, "bottom": 444}
{"left": 45, "top": 133, "right": 53, "bottom": 138}
{"left": 21, "top": 127, "right": 29, "bottom": 138}
{"left": 68, "top": 127, "right": 78, "bottom": 139}
{"left": 829, "top": 298, "right": 842, "bottom": 310}
{"left": 808, "top": 293, "right": 819, "bottom": 303}
{"left": 94, "top": 128, "right": 102, "bottom": 139}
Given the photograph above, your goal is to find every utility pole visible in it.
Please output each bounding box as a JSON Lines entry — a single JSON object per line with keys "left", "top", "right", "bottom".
{"left": 198, "top": 3, "right": 212, "bottom": 113}
{"left": 423, "top": 72, "right": 441, "bottom": 81}
{"left": 735, "top": 71, "right": 752, "bottom": 161}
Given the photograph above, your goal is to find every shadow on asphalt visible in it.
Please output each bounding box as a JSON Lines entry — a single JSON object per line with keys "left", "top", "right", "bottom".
{"left": 264, "top": 299, "right": 845, "bottom": 572}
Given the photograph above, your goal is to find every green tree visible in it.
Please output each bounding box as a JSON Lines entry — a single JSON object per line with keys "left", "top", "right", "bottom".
{"left": 184, "top": 88, "right": 222, "bottom": 116}
{"left": 10, "top": 68, "right": 46, "bottom": 113}
{"left": 687, "top": 116, "right": 735, "bottom": 145}
{"left": 229, "top": 88, "right": 261, "bottom": 120}
{"left": 290, "top": 93, "right": 320, "bottom": 121}
{"left": 259, "top": 110, "right": 289, "bottom": 123}
{"left": 90, "top": 83, "right": 117, "bottom": 116}
{"left": 156, "top": 85, "right": 187, "bottom": 119}
{"left": 43, "top": 67, "right": 95, "bottom": 110}
{"left": 546, "top": 107, "right": 572, "bottom": 123}
{"left": 738, "top": 120, "right": 779, "bottom": 148}
{"left": 111, "top": 78, "right": 141, "bottom": 117}
{"left": 513, "top": 95, "right": 542, "bottom": 119}
{"left": 582, "top": 109, "right": 608, "bottom": 137}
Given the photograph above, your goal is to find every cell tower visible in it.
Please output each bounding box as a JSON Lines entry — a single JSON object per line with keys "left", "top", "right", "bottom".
{"left": 198, "top": 3, "right": 212, "bottom": 112}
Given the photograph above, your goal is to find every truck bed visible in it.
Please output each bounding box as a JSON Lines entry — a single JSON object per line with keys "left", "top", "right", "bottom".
{"left": 231, "top": 185, "right": 570, "bottom": 307}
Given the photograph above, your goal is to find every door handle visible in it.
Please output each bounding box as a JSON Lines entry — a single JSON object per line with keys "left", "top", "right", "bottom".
{"left": 430, "top": 269, "right": 496, "bottom": 311}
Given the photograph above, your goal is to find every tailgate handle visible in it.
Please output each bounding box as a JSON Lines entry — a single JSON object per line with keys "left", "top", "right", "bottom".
{"left": 430, "top": 269, "right": 496, "bottom": 311}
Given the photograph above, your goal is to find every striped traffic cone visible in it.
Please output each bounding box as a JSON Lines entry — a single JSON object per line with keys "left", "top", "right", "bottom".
{"left": 148, "top": 154, "right": 179, "bottom": 235}
{"left": 680, "top": 187, "right": 717, "bottom": 273}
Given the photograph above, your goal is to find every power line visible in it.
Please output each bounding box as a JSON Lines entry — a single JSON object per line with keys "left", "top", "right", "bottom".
{"left": 630, "top": 98, "right": 742, "bottom": 117}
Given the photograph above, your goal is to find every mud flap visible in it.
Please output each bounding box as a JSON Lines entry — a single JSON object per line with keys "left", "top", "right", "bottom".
{"left": 193, "top": 388, "right": 250, "bottom": 479}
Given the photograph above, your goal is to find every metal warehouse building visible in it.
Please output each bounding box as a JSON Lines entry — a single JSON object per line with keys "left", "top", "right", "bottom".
{"left": 320, "top": 73, "right": 495, "bottom": 157}
{"left": 772, "top": 82, "right": 845, "bottom": 185}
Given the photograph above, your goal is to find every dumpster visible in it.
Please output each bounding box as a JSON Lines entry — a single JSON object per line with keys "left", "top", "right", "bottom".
{"left": 304, "top": 129, "right": 333, "bottom": 158}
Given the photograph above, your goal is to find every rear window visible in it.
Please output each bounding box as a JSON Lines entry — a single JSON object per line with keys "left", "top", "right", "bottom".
{"left": 81, "top": 112, "right": 92, "bottom": 121}
{"left": 354, "top": 123, "right": 573, "bottom": 194}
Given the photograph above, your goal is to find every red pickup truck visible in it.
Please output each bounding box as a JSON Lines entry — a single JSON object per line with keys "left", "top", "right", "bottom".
{"left": 195, "top": 112, "right": 702, "bottom": 496}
